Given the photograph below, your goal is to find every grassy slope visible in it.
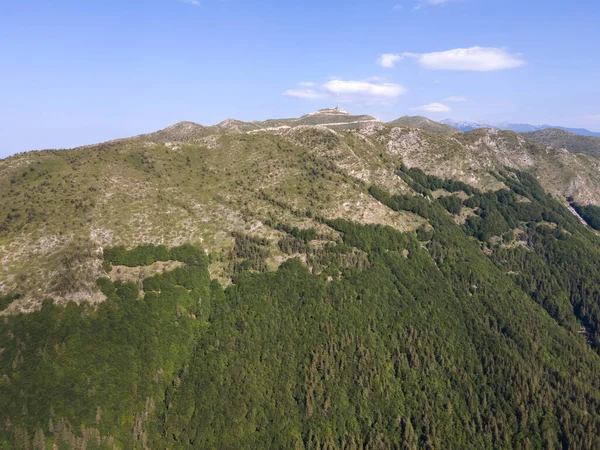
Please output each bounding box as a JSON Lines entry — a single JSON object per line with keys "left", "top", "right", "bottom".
{"left": 2, "top": 121, "right": 600, "bottom": 311}
{"left": 0, "top": 129, "right": 418, "bottom": 310}
{"left": 4, "top": 186, "right": 600, "bottom": 448}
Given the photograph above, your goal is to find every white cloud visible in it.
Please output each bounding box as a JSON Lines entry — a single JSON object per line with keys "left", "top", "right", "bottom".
{"left": 323, "top": 79, "right": 407, "bottom": 99}
{"left": 404, "top": 47, "right": 525, "bottom": 71}
{"left": 377, "top": 53, "right": 404, "bottom": 68}
{"left": 444, "top": 96, "right": 467, "bottom": 102}
{"left": 413, "top": 103, "right": 451, "bottom": 113}
{"left": 283, "top": 79, "right": 407, "bottom": 104}
{"left": 182, "top": 0, "right": 200, "bottom": 6}
{"left": 298, "top": 82, "right": 316, "bottom": 87}
{"left": 283, "top": 89, "right": 326, "bottom": 100}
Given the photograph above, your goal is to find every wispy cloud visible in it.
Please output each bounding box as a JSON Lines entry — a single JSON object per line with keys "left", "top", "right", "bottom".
{"left": 414, "top": 0, "right": 450, "bottom": 9}
{"left": 402, "top": 47, "right": 525, "bottom": 71}
{"left": 444, "top": 96, "right": 467, "bottom": 102}
{"left": 413, "top": 96, "right": 463, "bottom": 113}
{"left": 283, "top": 78, "right": 407, "bottom": 104}
{"left": 413, "top": 103, "right": 451, "bottom": 113}
{"left": 377, "top": 53, "right": 404, "bottom": 68}
{"left": 182, "top": 0, "right": 200, "bottom": 5}
{"left": 298, "top": 82, "right": 316, "bottom": 87}
{"left": 323, "top": 79, "right": 407, "bottom": 99}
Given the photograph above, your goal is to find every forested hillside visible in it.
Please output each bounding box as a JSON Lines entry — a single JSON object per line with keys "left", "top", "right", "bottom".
{"left": 2, "top": 162, "right": 600, "bottom": 448}
{"left": 4, "top": 0, "right": 600, "bottom": 442}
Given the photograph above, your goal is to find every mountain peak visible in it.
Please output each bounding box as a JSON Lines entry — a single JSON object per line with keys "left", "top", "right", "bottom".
{"left": 166, "top": 121, "right": 204, "bottom": 130}
{"left": 140, "top": 121, "right": 211, "bottom": 142}
{"left": 387, "top": 116, "right": 458, "bottom": 135}
{"left": 289, "top": 109, "right": 379, "bottom": 129}
{"left": 305, "top": 107, "right": 350, "bottom": 116}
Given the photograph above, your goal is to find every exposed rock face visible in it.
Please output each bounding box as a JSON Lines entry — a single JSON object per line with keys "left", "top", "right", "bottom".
{"left": 381, "top": 126, "right": 600, "bottom": 201}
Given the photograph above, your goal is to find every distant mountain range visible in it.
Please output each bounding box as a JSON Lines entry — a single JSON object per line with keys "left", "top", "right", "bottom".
{"left": 441, "top": 119, "right": 600, "bottom": 137}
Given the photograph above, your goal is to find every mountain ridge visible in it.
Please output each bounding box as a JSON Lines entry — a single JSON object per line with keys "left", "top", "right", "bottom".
{"left": 523, "top": 128, "right": 600, "bottom": 157}
{"left": 2, "top": 115, "right": 600, "bottom": 313}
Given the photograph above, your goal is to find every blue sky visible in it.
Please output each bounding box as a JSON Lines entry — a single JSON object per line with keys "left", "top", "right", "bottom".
{"left": 1, "top": 0, "right": 600, "bottom": 156}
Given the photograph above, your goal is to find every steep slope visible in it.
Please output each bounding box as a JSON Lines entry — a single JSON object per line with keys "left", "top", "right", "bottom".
{"left": 3, "top": 168, "right": 600, "bottom": 448}
{"left": 387, "top": 116, "right": 458, "bottom": 135}
{"left": 155, "top": 186, "right": 600, "bottom": 449}
{"left": 381, "top": 126, "right": 600, "bottom": 203}
{"left": 523, "top": 128, "right": 600, "bottom": 156}
{"left": 0, "top": 127, "right": 418, "bottom": 311}
{"left": 4, "top": 121, "right": 600, "bottom": 316}
{"left": 4, "top": 122, "right": 600, "bottom": 313}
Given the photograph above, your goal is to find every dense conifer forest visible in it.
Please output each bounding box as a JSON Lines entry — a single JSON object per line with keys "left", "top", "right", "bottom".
{"left": 570, "top": 201, "right": 600, "bottom": 230}
{"left": 2, "top": 170, "right": 600, "bottom": 449}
